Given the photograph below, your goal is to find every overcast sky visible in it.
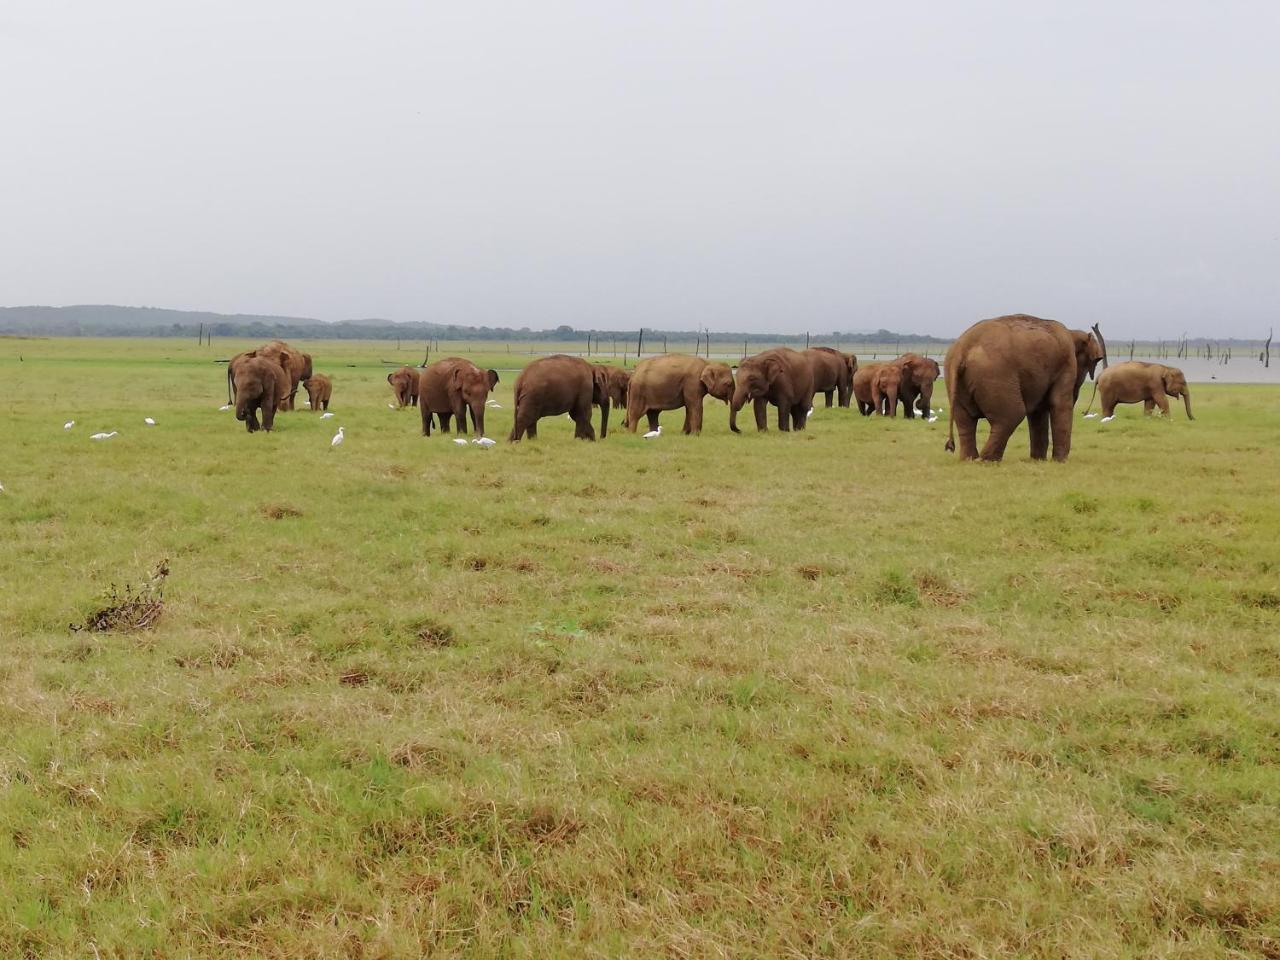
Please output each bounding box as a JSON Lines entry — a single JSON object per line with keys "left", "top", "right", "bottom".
{"left": 2, "top": 2, "right": 1276, "bottom": 336}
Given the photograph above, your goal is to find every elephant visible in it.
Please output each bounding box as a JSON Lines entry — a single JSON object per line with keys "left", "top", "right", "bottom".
{"left": 729, "top": 348, "right": 816, "bottom": 433}
{"left": 509, "top": 354, "right": 610, "bottom": 442}
{"left": 625, "top": 354, "right": 734, "bottom": 434}
{"left": 944, "top": 314, "right": 1104, "bottom": 462}
{"left": 851, "top": 363, "right": 883, "bottom": 416}
{"left": 1097, "top": 362, "right": 1193, "bottom": 420}
{"left": 595, "top": 365, "right": 631, "bottom": 412}
{"left": 805, "top": 347, "right": 856, "bottom": 407}
{"left": 418, "top": 358, "right": 500, "bottom": 437}
{"left": 302, "top": 374, "right": 332, "bottom": 412}
{"left": 387, "top": 366, "right": 420, "bottom": 407}
{"left": 227, "top": 349, "right": 291, "bottom": 413}
{"left": 894, "top": 353, "right": 941, "bottom": 418}
{"left": 871, "top": 360, "right": 908, "bottom": 417}
{"left": 256, "top": 341, "right": 312, "bottom": 410}
{"left": 231, "top": 356, "right": 279, "bottom": 432}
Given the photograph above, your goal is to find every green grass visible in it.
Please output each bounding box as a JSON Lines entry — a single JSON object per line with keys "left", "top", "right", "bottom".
{"left": 2, "top": 337, "right": 1278, "bottom": 958}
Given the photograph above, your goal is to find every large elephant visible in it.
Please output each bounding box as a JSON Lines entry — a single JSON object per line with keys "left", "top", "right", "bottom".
{"left": 944, "top": 314, "right": 1104, "bottom": 461}
{"left": 387, "top": 366, "right": 420, "bottom": 407}
{"left": 729, "top": 348, "right": 815, "bottom": 433}
{"left": 509, "top": 355, "right": 609, "bottom": 442}
{"left": 871, "top": 360, "right": 908, "bottom": 417}
{"left": 894, "top": 353, "right": 941, "bottom": 418}
{"left": 227, "top": 349, "right": 291, "bottom": 412}
{"left": 302, "top": 374, "right": 332, "bottom": 412}
{"left": 231, "top": 356, "right": 278, "bottom": 432}
{"left": 805, "top": 348, "right": 856, "bottom": 407}
{"left": 851, "top": 363, "right": 882, "bottom": 416}
{"left": 418, "top": 358, "right": 500, "bottom": 437}
{"left": 257, "top": 341, "right": 312, "bottom": 410}
{"left": 1098, "top": 362, "right": 1193, "bottom": 420}
{"left": 625, "top": 354, "right": 735, "bottom": 434}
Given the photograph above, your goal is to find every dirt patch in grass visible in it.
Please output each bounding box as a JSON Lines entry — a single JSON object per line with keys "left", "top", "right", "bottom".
{"left": 261, "top": 503, "right": 303, "bottom": 519}
{"left": 915, "top": 572, "right": 970, "bottom": 607}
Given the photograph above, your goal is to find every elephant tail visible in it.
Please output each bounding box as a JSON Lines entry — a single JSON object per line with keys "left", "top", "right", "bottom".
{"left": 227, "top": 364, "right": 234, "bottom": 406}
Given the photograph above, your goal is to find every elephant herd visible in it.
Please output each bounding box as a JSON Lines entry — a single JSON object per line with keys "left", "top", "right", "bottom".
{"left": 225, "top": 316, "right": 1195, "bottom": 462}
{"left": 227, "top": 340, "right": 333, "bottom": 432}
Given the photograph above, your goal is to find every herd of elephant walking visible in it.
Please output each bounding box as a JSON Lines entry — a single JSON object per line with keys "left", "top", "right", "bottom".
{"left": 227, "top": 316, "right": 1195, "bottom": 461}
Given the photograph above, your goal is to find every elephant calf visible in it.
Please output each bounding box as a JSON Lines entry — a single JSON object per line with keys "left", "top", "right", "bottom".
{"left": 729, "top": 348, "right": 815, "bottom": 432}
{"left": 231, "top": 356, "right": 279, "bottom": 432}
{"left": 303, "top": 374, "right": 332, "bottom": 411}
{"left": 509, "top": 355, "right": 610, "bottom": 442}
{"left": 419, "top": 358, "right": 500, "bottom": 437}
{"left": 388, "top": 366, "right": 420, "bottom": 407}
{"left": 626, "top": 354, "right": 734, "bottom": 434}
{"left": 1098, "top": 361, "right": 1193, "bottom": 420}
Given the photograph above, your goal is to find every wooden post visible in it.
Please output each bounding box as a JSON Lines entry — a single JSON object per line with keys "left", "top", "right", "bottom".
{"left": 1091, "top": 323, "right": 1109, "bottom": 369}
{"left": 1266, "top": 328, "right": 1273, "bottom": 368}
{"left": 637, "top": 328, "right": 644, "bottom": 360}
{"left": 805, "top": 331, "right": 810, "bottom": 349}
{"left": 198, "top": 322, "right": 203, "bottom": 345}
{"left": 1129, "top": 340, "right": 1135, "bottom": 361}
{"left": 663, "top": 336, "right": 667, "bottom": 353}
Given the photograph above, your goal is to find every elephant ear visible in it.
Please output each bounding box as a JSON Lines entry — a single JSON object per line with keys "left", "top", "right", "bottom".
{"left": 762, "top": 355, "right": 785, "bottom": 386}
{"left": 698, "top": 365, "right": 719, "bottom": 395}
{"left": 1078, "top": 333, "right": 1105, "bottom": 380}
{"left": 591, "top": 366, "right": 610, "bottom": 404}
{"left": 449, "top": 366, "right": 466, "bottom": 392}
{"left": 846, "top": 354, "right": 858, "bottom": 376}
{"left": 486, "top": 369, "right": 500, "bottom": 389}
{"left": 1162, "top": 368, "right": 1178, "bottom": 392}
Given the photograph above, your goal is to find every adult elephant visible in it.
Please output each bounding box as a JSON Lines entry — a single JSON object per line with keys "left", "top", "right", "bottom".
{"left": 509, "top": 355, "right": 609, "bottom": 442}
{"left": 227, "top": 349, "right": 291, "bottom": 413}
{"left": 729, "top": 348, "right": 815, "bottom": 433}
{"left": 805, "top": 347, "right": 856, "bottom": 408}
{"left": 230, "top": 356, "right": 279, "bottom": 432}
{"left": 625, "top": 354, "right": 734, "bottom": 434}
{"left": 387, "top": 366, "right": 419, "bottom": 407}
{"left": 894, "top": 353, "right": 942, "bottom": 418}
{"left": 851, "top": 363, "right": 883, "bottom": 416}
{"left": 418, "top": 358, "right": 500, "bottom": 437}
{"left": 1098, "top": 361, "right": 1193, "bottom": 420}
{"left": 257, "top": 341, "right": 312, "bottom": 411}
{"left": 944, "top": 314, "right": 1104, "bottom": 461}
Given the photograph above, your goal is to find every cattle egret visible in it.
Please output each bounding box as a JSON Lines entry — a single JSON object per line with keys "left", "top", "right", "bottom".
{"left": 144, "top": 417, "right": 156, "bottom": 426}
{"left": 387, "top": 403, "right": 396, "bottom": 409}
{"left": 472, "top": 437, "right": 496, "bottom": 447}
{"left": 320, "top": 412, "right": 335, "bottom": 419}
{"left": 330, "top": 427, "right": 345, "bottom": 449}
{"left": 452, "top": 438, "right": 468, "bottom": 446}
{"left": 487, "top": 401, "right": 502, "bottom": 408}
{"left": 1100, "top": 415, "right": 1115, "bottom": 423}
{"left": 0, "top": 482, "right": 5, "bottom": 493}
{"left": 642, "top": 427, "right": 661, "bottom": 439}
{"left": 90, "top": 431, "right": 118, "bottom": 441}
{"left": 64, "top": 421, "right": 75, "bottom": 430}
{"left": 927, "top": 416, "right": 939, "bottom": 423}
{"left": 219, "top": 404, "right": 231, "bottom": 411}
{"left": 1082, "top": 412, "right": 1098, "bottom": 419}
{"left": 807, "top": 408, "right": 814, "bottom": 417}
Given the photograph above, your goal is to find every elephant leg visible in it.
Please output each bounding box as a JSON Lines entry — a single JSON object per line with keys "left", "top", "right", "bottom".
{"left": 573, "top": 405, "right": 596, "bottom": 440}
{"left": 753, "top": 397, "right": 768, "bottom": 431}
{"left": 887, "top": 391, "right": 898, "bottom": 418}
{"left": 686, "top": 398, "right": 702, "bottom": 434}
{"left": 421, "top": 403, "right": 433, "bottom": 436}
{"left": 793, "top": 403, "right": 808, "bottom": 430}
{"left": 1143, "top": 399, "right": 1154, "bottom": 415}
{"left": 1049, "top": 399, "right": 1074, "bottom": 462}
{"left": 1027, "top": 409, "right": 1050, "bottom": 460}
{"left": 777, "top": 403, "right": 791, "bottom": 431}
{"left": 824, "top": 389, "right": 834, "bottom": 408}
{"left": 453, "top": 402, "right": 469, "bottom": 435}
{"left": 979, "top": 416, "right": 1021, "bottom": 461}
{"left": 1153, "top": 391, "right": 1170, "bottom": 416}
{"left": 952, "top": 406, "right": 980, "bottom": 460}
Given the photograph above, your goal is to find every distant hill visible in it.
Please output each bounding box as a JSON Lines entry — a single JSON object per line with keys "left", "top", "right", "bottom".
{"left": 0, "top": 304, "right": 949, "bottom": 345}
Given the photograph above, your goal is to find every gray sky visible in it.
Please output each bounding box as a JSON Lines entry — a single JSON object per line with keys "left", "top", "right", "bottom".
{"left": 2, "top": 1, "right": 1277, "bottom": 337}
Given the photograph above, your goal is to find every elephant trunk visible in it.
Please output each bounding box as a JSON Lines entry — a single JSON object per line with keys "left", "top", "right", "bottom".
{"left": 471, "top": 401, "right": 485, "bottom": 437}
{"left": 729, "top": 384, "right": 749, "bottom": 433}
{"left": 1181, "top": 386, "right": 1193, "bottom": 420}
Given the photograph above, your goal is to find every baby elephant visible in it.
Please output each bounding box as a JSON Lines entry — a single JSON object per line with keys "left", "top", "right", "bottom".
{"left": 303, "top": 374, "right": 333, "bottom": 412}
{"left": 1098, "top": 362, "right": 1193, "bottom": 420}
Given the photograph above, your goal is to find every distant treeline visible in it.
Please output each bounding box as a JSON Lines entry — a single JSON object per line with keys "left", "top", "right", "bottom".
{"left": 0, "top": 305, "right": 947, "bottom": 345}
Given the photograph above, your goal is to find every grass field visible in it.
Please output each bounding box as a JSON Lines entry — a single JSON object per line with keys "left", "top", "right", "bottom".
{"left": 2, "top": 337, "right": 1278, "bottom": 958}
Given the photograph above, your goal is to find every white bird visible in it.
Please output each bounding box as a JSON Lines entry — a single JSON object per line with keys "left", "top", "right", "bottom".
{"left": 927, "top": 416, "right": 938, "bottom": 423}
{"left": 487, "top": 401, "right": 502, "bottom": 408}
{"left": 320, "top": 412, "right": 335, "bottom": 419}
{"left": 330, "top": 426, "right": 345, "bottom": 448}
{"left": 452, "top": 438, "right": 468, "bottom": 446}
{"left": 643, "top": 427, "right": 661, "bottom": 439}
{"left": 144, "top": 417, "right": 156, "bottom": 426}
{"left": 807, "top": 408, "right": 814, "bottom": 417}
{"left": 219, "top": 404, "right": 231, "bottom": 411}
{"left": 1100, "top": 415, "right": 1115, "bottom": 423}
{"left": 64, "top": 420, "right": 75, "bottom": 430}
{"left": 387, "top": 403, "right": 396, "bottom": 409}
{"left": 0, "top": 481, "right": 5, "bottom": 493}
{"left": 1082, "top": 412, "right": 1098, "bottom": 419}
{"left": 90, "top": 431, "right": 118, "bottom": 441}
{"left": 472, "top": 436, "right": 496, "bottom": 447}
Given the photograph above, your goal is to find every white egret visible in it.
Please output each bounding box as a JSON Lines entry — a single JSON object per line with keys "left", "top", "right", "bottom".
{"left": 144, "top": 417, "right": 156, "bottom": 426}
{"left": 487, "top": 401, "right": 502, "bottom": 408}
{"left": 64, "top": 421, "right": 75, "bottom": 430}
{"left": 642, "top": 426, "right": 661, "bottom": 439}
{"left": 1082, "top": 412, "right": 1098, "bottom": 419}
{"left": 330, "top": 426, "right": 345, "bottom": 449}
{"left": 452, "top": 438, "right": 468, "bottom": 446}
{"left": 219, "top": 404, "right": 231, "bottom": 411}
{"left": 320, "top": 412, "right": 335, "bottom": 419}
{"left": 807, "top": 407, "right": 814, "bottom": 417}
{"left": 927, "top": 416, "right": 939, "bottom": 423}
{"left": 90, "top": 431, "right": 118, "bottom": 441}
{"left": 387, "top": 403, "right": 396, "bottom": 409}
{"left": 1100, "top": 415, "right": 1115, "bottom": 423}
{"left": 472, "top": 437, "right": 496, "bottom": 447}
{"left": 0, "top": 482, "right": 5, "bottom": 493}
